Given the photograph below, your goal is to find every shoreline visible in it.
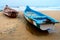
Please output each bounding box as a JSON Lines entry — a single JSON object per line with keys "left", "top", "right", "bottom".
{"left": 0, "top": 6, "right": 60, "bottom": 11}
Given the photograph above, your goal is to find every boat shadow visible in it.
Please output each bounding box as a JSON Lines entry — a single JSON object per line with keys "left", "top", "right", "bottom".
{"left": 24, "top": 17, "right": 49, "bottom": 36}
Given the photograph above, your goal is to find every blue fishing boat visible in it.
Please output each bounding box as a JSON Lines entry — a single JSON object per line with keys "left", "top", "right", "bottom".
{"left": 24, "top": 6, "right": 59, "bottom": 31}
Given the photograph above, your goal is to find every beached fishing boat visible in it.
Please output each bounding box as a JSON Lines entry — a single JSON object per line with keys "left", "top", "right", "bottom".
{"left": 24, "top": 6, "right": 59, "bottom": 31}
{"left": 3, "top": 5, "right": 18, "bottom": 18}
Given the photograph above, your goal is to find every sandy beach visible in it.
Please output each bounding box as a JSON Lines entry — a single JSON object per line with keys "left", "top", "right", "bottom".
{"left": 0, "top": 10, "right": 60, "bottom": 40}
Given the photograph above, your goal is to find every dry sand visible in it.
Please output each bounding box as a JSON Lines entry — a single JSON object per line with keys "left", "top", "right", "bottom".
{"left": 0, "top": 10, "right": 60, "bottom": 40}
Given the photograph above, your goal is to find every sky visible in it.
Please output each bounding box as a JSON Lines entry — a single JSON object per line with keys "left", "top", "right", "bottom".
{"left": 0, "top": 0, "right": 60, "bottom": 7}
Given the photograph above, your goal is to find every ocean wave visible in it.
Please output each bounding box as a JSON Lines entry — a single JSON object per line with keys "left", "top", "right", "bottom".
{"left": 0, "top": 6, "right": 60, "bottom": 11}
{"left": 12, "top": 6, "right": 60, "bottom": 11}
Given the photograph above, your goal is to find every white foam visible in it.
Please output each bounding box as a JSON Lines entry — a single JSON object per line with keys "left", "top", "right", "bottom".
{"left": 15, "top": 6, "right": 60, "bottom": 11}
{"left": 0, "top": 6, "right": 60, "bottom": 11}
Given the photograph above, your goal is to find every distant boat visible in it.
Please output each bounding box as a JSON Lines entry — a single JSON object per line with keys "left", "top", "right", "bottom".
{"left": 24, "top": 6, "right": 59, "bottom": 31}
{"left": 3, "top": 5, "right": 18, "bottom": 18}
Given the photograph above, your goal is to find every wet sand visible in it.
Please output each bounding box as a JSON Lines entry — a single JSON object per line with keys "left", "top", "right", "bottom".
{"left": 0, "top": 10, "right": 60, "bottom": 40}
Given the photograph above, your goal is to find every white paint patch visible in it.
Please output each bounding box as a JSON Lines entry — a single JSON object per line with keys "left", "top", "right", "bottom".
{"left": 33, "top": 21, "right": 37, "bottom": 26}
{"left": 24, "top": 15, "right": 29, "bottom": 21}
{"left": 40, "top": 24, "right": 55, "bottom": 30}
{"left": 4, "top": 13, "right": 9, "bottom": 15}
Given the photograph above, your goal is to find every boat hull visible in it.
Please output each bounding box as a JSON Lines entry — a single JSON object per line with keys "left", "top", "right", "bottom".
{"left": 24, "top": 15, "right": 55, "bottom": 31}
{"left": 24, "top": 6, "right": 59, "bottom": 32}
{"left": 3, "top": 5, "right": 18, "bottom": 18}
{"left": 4, "top": 12, "right": 18, "bottom": 18}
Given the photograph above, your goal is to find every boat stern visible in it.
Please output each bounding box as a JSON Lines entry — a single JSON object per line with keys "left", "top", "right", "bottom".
{"left": 40, "top": 24, "right": 55, "bottom": 31}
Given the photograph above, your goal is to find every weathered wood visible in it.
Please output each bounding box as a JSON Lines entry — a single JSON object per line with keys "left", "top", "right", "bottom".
{"left": 3, "top": 5, "right": 18, "bottom": 18}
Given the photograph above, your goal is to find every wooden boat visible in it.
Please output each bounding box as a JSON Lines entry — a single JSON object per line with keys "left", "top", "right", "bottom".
{"left": 24, "top": 6, "right": 59, "bottom": 31}
{"left": 3, "top": 5, "right": 18, "bottom": 18}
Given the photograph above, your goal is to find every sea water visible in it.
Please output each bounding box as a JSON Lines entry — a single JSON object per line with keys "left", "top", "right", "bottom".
{"left": 0, "top": 6, "right": 60, "bottom": 11}
{"left": 0, "top": 0, "right": 60, "bottom": 11}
